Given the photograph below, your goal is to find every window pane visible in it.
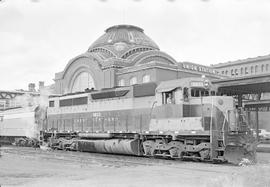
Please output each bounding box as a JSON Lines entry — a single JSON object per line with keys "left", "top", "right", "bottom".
{"left": 129, "top": 77, "right": 137, "bottom": 85}
{"left": 118, "top": 79, "right": 125, "bottom": 86}
{"left": 142, "top": 75, "right": 150, "bottom": 83}
{"left": 72, "top": 72, "right": 95, "bottom": 93}
{"left": 49, "top": 101, "right": 54, "bottom": 107}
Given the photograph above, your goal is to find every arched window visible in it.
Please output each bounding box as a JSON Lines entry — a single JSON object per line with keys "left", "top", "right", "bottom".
{"left": 266, "top": 64, "right": 269, "bottom": 71}
{"left": 245, "top": 67, "right": 248, "bottom": 74}
{"left": 71, "top": 72, "right": 95, "bottom": 93}
{"left": 251, "top": 66, "right": 254, "bottom": 74}
{"left": 142, "top": 74, "right": 150, "bottom": 83}
{"left": 255, "top": 65, "right": 258, "bottom": 73}
{"left": 235, "top": 69, "right": 238, "bottom": 75}
{"left": 261, "top": 64, "right": 264, "bottom": 72}
{"left": 118, "top": 79, "right": 125, "bottom": 87}
{"left": 241, "top": 67, "right": 243, "bottom": 75}
{"left": 129, "top": 77, "right": 137, "bottom": 85}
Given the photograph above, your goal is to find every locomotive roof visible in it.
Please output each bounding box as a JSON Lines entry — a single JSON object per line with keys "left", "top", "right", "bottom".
{"left": 48, "top": 82, "right": 157, "bottom": 101}
{"left": 156, "top": 77, "right": 209, "bottom": 93}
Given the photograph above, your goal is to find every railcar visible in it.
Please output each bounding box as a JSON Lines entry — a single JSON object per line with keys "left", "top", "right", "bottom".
{"left": 40, "top": 77, "right": 256, "bottom": 164}
{"left": 0, "top": 107, "right": 39, "bottom": 145}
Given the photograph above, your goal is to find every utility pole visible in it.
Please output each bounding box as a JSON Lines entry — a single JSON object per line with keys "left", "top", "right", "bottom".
{"left": 0, "top": 115, "right": 2, "bottom": 157}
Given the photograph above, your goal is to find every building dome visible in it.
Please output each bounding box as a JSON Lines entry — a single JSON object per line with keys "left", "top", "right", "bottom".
{"left": 87, "top": 25, "right": 160, "bottom": 60}
{"left": 89, "top": 25, "right": 159, "bottom": 50}
{"left": 54, "top": 24, "right": 178, "bottom": 94}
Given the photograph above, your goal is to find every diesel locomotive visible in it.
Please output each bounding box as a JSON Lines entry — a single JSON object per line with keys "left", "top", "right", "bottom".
{"left": 38, "top": 77, "right": 256, "bottom": 164}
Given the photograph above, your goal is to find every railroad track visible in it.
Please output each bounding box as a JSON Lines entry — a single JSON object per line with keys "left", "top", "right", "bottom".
{"left": 1, "top": 146, "right": 234, "bottom": 174}
{"left": 2, "top": 146, "right": 156, "bottom": 166}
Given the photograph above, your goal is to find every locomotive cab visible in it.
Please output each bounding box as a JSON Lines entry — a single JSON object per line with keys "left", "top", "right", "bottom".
{"left": 152, "top": 77, "right": 215, "bottom": 119}
{"left": 149, "top": 77, "right": 216, "bottom": 133}
{"left": 155, "top": 78, "right": 215, "bottom": 106}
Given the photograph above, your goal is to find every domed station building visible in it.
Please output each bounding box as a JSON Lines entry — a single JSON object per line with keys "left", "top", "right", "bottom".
{"left": 54, "top": 25, "right": 219, "bottom": 94}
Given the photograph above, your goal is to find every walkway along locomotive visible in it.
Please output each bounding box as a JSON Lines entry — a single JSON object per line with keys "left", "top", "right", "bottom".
{"left": 38, "top": 77, "right": 257, "bottom": 164}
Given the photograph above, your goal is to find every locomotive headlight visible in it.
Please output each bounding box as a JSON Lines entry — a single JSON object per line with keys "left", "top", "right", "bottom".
{"left": 203, "top": 79, "right": 210, "bottom": 88}
{"left": 218, "top": 99, "right": 224, "bottom": 105}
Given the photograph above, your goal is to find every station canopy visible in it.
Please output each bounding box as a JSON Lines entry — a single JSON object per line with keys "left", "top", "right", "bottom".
{"left": 212, "top": 74, "right": 270, "bottom": 95}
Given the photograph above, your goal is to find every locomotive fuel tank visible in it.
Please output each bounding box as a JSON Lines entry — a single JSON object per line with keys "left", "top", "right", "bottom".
{"left": 76, "top": 139, "right": 141, "bottom": 156}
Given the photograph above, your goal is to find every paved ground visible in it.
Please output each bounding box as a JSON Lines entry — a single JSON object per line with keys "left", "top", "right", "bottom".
{"left": 0, "top": 146, "right": 270, "bottom": 187}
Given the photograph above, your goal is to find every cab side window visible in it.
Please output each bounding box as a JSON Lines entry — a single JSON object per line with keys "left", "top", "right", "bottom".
{"left": 183, "top": 87, "right": 189, "bottom": 101}
{"left": 162, "top": 91, "right": 175, "bottom": 104}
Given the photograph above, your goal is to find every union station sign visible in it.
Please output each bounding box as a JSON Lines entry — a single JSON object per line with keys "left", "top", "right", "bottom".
{"left": 182, "top": 63, "right": 216, "bottom": 74}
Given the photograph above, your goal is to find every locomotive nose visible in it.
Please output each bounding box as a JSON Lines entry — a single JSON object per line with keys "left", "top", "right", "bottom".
{"left": 224, "top": 144, "right": 257, "bottom": 165}
{"left": 223, "top": 132, "right": 257, "bottom": 165}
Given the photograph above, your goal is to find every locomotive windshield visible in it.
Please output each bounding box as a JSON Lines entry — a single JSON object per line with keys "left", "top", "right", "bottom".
{"left": 190, "top": 89, "right": 216, "bottom": 97}
{"left": 189, "top": 79, "right": 216, "bottom": 98}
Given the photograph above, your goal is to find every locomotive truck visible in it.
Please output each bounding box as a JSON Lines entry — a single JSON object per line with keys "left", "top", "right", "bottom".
{"left": 38, "top": 77, "right": 256, "bottom": 165}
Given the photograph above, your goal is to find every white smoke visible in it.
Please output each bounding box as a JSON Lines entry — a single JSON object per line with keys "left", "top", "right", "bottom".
{"left": 14, "top": 88, "right": 51, "bottom": 109}
{"left": 37, "top": 87, "right": 52, "bottom": 108}
{"left": 23, "top": 115, "right": 38, "bottom": 139}
{"left": 12, "top": 87, "right": 52, "bottom": 139}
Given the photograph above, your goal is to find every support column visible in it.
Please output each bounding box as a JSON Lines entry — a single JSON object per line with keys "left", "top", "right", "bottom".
{"left": 255, "top": 106, "right": 259, "bottom": 140}
{"left": 255, "top": 93, "right": 261, "bottom": 141}
{"left": 247, "top": 111, "right": 251, "bottom": 128}
{"left": 238, "top": 94, "right": 242, "bottom": 107}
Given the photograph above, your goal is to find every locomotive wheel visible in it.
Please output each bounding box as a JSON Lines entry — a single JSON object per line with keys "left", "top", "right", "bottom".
{"left": 142, "top": 140, "right": 155, "bottom": 156}
{"left": 169, "top": 147, "right": 183, "bottom": 159}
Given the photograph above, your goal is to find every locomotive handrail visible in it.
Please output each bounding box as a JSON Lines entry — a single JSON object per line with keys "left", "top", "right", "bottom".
{"left": 209, "top": 95, "right": 214, "bottom": 151}
{"left": 222, "top": 110, "right": 228, "bottom": 146}
{"left": 149, "top": 100, "right": 157, "bottom": 119}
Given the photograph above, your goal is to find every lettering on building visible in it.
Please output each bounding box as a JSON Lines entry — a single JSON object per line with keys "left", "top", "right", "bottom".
{"left": 182, "top": 64, "right": 216, "bottom": 74}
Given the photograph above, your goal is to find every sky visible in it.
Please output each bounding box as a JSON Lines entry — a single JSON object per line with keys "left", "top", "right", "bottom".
{"left": 1, "top": 0, "right": 270, "bottom": 90}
